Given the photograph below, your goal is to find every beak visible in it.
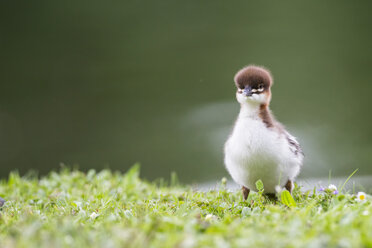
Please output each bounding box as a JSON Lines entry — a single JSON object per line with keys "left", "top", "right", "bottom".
{"left": 243, "top": 85, "right": 253, "bottom": 96}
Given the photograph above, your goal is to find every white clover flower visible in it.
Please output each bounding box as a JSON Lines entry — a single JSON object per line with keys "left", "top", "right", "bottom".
{"left": 90, "top": 212, "right": 99, "bottom": 219}
{"left": 356, "top": 192, "right": 367, "bottom": 202}
{"left": 328, "top": 184, "right": 337, "bottom": 191}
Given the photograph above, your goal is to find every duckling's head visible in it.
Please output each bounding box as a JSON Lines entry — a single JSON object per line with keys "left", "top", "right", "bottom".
{"left": 234, "top": 65, "right": 273, "bottom": 105}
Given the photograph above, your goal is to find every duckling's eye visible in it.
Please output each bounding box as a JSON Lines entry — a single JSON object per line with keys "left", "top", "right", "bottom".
{"left": 258, "top": 84, "right": 264, "bottom": 92}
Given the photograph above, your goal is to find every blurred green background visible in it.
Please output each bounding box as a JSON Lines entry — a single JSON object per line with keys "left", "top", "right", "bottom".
{"left": 1, "top": 1, "right": 371, "bottom": 183}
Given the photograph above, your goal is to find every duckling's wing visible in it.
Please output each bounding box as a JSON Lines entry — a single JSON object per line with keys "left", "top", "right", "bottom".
{"left": 285, "top": 131, "right": 304, "bottom": 158}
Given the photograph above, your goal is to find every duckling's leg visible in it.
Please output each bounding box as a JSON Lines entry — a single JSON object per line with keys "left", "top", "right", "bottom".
{"left": 242, "top": 186, "right": 250, "bottom": 201}
{"left": 285, "top": 180, "right": 293, "bottom": 193}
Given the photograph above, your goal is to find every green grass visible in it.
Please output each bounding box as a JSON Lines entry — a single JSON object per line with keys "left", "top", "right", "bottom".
{"left": 0, "top": 165, "right": 371, "bottom": 248}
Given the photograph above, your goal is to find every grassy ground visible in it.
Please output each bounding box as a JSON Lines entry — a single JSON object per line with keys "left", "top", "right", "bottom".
{"left": 0, "top": 165, "right": 371, "bottom": 248}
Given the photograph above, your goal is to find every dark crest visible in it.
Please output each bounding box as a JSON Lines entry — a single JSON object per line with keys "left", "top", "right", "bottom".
{"left": 234, "top": 65, "right": 273, "bottom": 90}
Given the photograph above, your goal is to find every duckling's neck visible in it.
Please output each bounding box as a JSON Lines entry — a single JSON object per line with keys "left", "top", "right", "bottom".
{"left": 238, "top": 102, "right": 274, "bottom": 128}
{"left": 238, "top": 102, "right": 262, "bottom": 119}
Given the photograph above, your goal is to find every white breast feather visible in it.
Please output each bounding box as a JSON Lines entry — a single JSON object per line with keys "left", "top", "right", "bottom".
{"left": 224, "top": 110, "right": 303, "bottom": 193}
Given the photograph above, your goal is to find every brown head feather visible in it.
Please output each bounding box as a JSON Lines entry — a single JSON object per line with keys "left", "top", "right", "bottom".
{"left": 234, "top": 65, "right": 273, "bottom": 90}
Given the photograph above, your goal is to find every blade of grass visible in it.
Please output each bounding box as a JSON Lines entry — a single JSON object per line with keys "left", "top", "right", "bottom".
{"left": 339, "top": 168, "right": 358, "bottom": 193}
{"left": 328, "top": 170, "right": 332, "bottom": 185}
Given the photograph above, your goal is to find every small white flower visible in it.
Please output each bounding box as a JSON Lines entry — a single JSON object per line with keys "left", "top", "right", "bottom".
{"left": 328, "top": 184, "right": 337, "bottom": 191}
{"left": 90, "top": 212, "right": 99, "bottom": 219}
{"left": 317, "top": 206, "right": 323, "bottom": 214}
{"left": 124, "top": 209, "right": 133, "bottom": 219}
{"left": 241, "top": 207, "right": 251, "bottom": 217}
{"left": 205, "top": 214, "right": 217, "bottom": 221}
{"left": 356, "top": 192, "right": 367, "bottom": 202}
{"left": 362, "top": 210, "right": 369, "bottom": 216}
{"left": 219, "top": 202, "right": 229, "bottom": 208}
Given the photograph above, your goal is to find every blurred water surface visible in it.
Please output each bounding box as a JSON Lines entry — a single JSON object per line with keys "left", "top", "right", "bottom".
{"left": 0, "top": 1, "right": 372, "bottom": 182}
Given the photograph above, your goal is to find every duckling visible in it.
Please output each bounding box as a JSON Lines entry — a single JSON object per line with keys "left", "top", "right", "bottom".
{"left": 224, "top": 65, "right": 303, "bottom": 200}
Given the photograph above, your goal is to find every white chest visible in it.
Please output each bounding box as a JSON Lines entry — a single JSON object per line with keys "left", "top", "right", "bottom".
{"left": 224, "top": 114, "right": 300, "bottom": 192}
